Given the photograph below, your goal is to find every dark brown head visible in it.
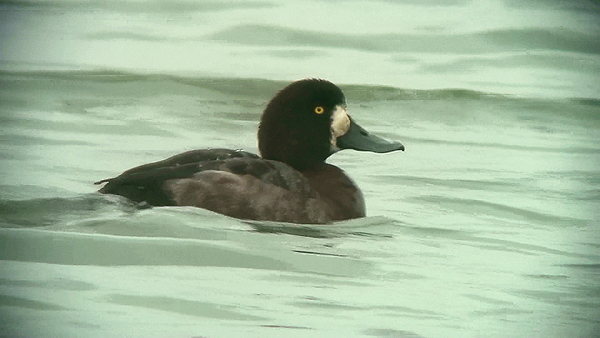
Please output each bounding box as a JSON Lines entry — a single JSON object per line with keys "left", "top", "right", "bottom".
{"left": 258, "top": 78, "right": 404, "bottom": 171}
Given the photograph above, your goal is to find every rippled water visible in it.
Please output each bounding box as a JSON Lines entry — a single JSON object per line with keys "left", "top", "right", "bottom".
{"left": 1, "top": 0, "right": 600, "bottom": 337}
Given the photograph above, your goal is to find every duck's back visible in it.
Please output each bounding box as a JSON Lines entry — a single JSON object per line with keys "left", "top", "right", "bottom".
{"left": 96, "top": 149, "right": 259, "bottom": 206}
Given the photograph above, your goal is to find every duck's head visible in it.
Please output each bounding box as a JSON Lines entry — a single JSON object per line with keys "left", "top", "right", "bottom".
{"left": 258, "top": 78, "right": 404, "bottom": 171}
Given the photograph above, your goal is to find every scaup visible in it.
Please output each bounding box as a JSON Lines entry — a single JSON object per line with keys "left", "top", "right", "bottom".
{"left": 95, "top": 78, "right": 404, "bottom": 224}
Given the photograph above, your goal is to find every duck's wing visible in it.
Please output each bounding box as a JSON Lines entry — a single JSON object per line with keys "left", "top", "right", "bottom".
{"left": 163, "top": 158, "right": 327, "bottom": 223}
{"left": 94, "top": 149, "right": 260, "bottom": 206}
{"left": 98, "top": 148, "right": 329, "bottom": 223}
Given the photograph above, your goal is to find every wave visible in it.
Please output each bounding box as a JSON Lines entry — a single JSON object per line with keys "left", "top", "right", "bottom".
{"left": 0, "top": 0, "right": 274, "bottom": 13}
{"left": 412, "top": 195, "right": 591, "bottom": 228}
{"left": 4, "top": 68, "right": 596, "bottom": 103}
{"left": 0, "top": 226, "right": 373, "bottom": 277}
{"left": 209, "top": 25, "right": 600, "bottom": 55}
{"left": 244, "top": 216, "right": 397, "bottom": 239}
{"left": 0, "top": 195, "right": 379, "bottom": 275}
{"left": 0, "top": 194, "right": 136, "bottom": 228}
{"left": 0, "top": 193, "right": 400, "bottom": 238}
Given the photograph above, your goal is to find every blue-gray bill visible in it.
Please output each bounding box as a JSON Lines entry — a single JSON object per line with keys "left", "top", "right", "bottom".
{"left": 337, "top": 117, "right": 405, "bottom": 153}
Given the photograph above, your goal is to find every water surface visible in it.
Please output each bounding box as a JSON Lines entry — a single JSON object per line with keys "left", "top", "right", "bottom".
{"left": 1, "top": 0, "right": 599, "bottom": 337}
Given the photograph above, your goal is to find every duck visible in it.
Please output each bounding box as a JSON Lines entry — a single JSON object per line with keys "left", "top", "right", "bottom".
{"left": 95, "top": 78, "right": 404, "bottom": 224}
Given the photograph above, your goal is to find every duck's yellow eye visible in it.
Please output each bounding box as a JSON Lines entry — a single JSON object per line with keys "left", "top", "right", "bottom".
{"left": 314, "top": 106, "right": 325, "bottom": 114}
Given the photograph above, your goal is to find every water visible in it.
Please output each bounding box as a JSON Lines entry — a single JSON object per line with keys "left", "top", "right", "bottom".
{"left": 1, "top": 0, "right": 600, "bottom": 337}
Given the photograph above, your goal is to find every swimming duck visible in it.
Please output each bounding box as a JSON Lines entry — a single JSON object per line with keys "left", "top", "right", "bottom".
{"left": 95, "top": 78, "right": 404, "bottom": 224}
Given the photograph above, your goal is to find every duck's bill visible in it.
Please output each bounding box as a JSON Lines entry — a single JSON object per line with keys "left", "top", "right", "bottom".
{"left": 337, "top": 117, "right": 404, "bottom": 153}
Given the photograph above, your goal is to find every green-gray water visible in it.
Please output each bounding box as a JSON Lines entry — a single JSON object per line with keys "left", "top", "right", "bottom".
{"left": 1, "top": 1, "right": 599, "bottom": 337}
